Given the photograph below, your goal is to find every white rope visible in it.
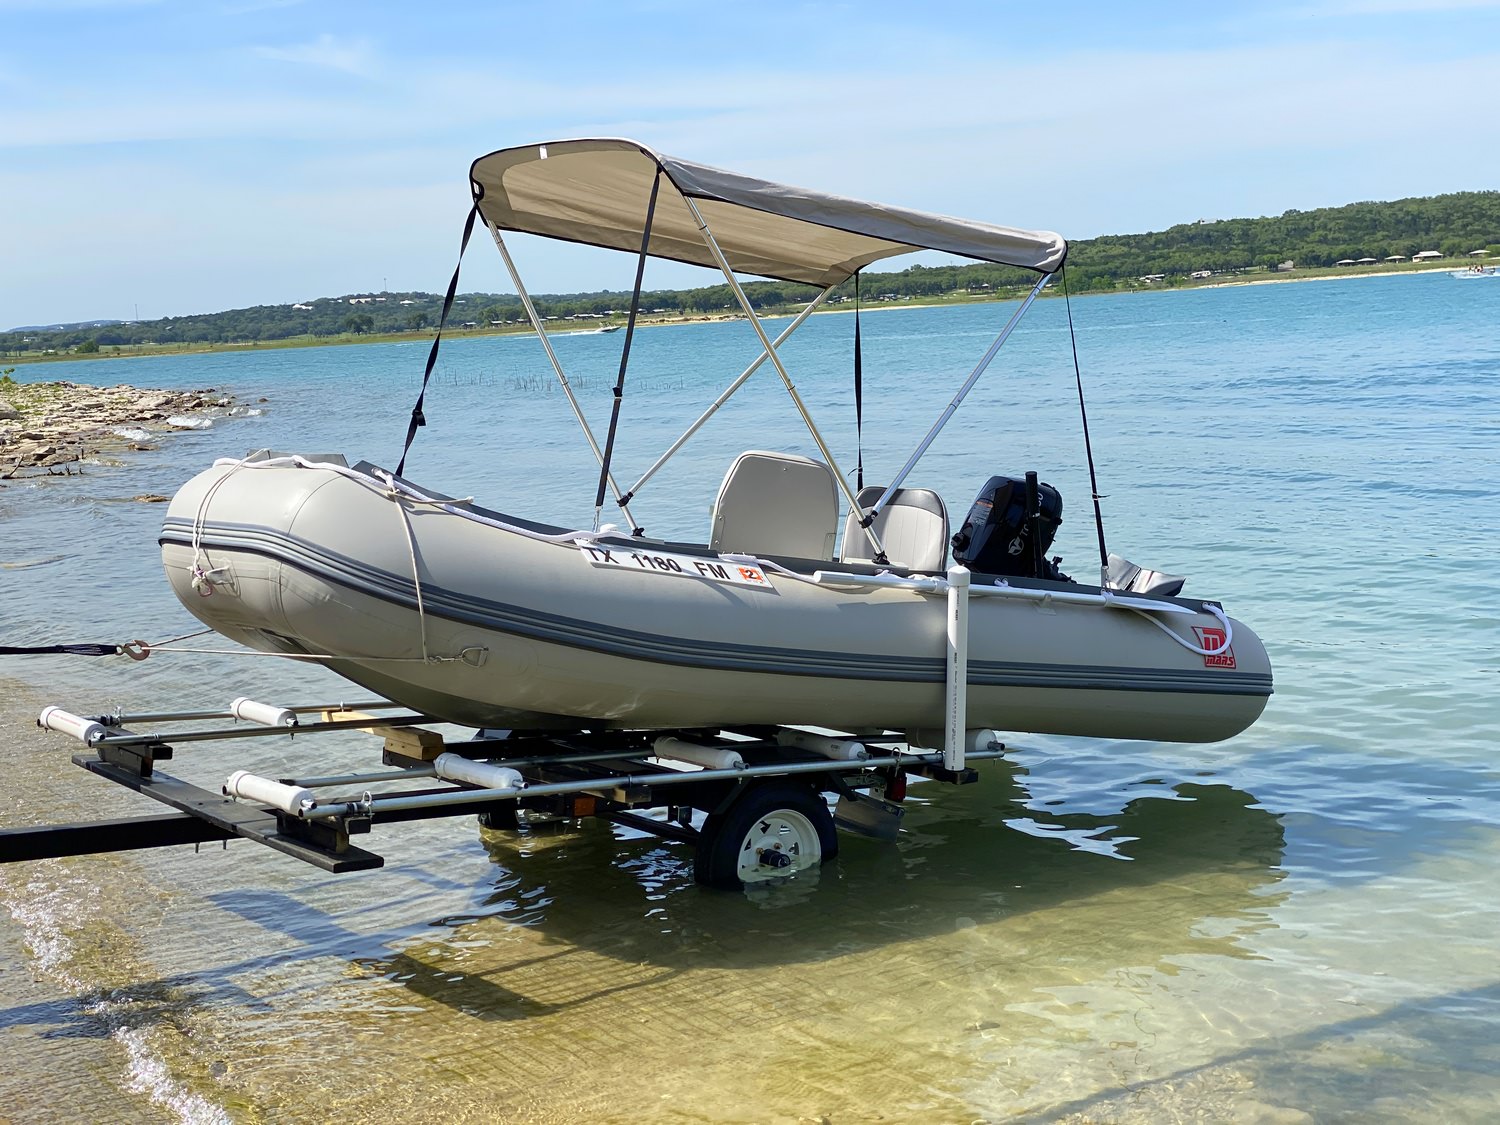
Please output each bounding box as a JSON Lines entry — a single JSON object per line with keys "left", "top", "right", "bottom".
{"left": 1126, "top": 601, "right": 1235, "bottom": 656}
{"left": 378, "top": 471, "right": 437, "bottom": 663}
{"left": 209, "top": 456, "right": 615, "bottom": 546}
{"left": 726, "top": 555, "right": 828, "bottom": 588}
{"left": 189, "top": 456, "right": 492, "bottom": 665}
{"left": 189, "top": 454, "right": 259, "bottom": 594}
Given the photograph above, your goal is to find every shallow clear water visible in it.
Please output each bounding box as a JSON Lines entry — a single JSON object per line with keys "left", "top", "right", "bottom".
{"left": 2, "top": 272, "right": 1498, "bottom": 1121}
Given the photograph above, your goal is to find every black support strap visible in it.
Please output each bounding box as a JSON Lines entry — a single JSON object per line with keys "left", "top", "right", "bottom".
{"left": 0, "top": 643, "right": 120, "bottom": 657}
{"left": 396, "top": 201, "right": 480, "bottom": 476}
{"left": 594, "top": 171, "right": 661, "bottom": 530}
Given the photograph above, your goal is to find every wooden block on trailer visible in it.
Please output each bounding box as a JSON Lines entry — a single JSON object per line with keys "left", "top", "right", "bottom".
{"left": 379, "top": 725, "right": 446, "bottom": 761}
{"left": 320, "top": 709, "right": 447, "bottom": 761}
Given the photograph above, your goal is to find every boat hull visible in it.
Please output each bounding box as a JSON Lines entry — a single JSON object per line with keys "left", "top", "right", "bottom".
{"left": 160, "top": 461, "right": 1272, "bottom": 742}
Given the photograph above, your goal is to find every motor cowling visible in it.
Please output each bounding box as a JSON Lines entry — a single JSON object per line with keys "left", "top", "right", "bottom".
{"left": 950, "top": 474, "right": 1064, "bottom": 579}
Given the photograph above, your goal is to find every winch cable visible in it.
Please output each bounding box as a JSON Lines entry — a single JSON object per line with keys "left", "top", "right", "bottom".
{"left": 395, "top": 200, "right": 480, "bottom": 477}
{"left": 594, "top": 170, "right": 661, "bottom": 534}
{"left": 1060, "top": 263, "right": 1111, "bottom": 582}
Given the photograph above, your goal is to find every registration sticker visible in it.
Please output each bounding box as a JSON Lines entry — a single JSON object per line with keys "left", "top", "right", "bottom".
{"left": 576, "top": 543, "right": 775, "bottom": 590}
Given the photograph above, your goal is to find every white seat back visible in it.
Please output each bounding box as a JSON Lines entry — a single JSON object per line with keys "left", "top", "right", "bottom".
{"left": 709, "top": 451, "right": 840, "bottom": 560}
{"left": 840, "top": 486, "right": 949, "bottom": 572}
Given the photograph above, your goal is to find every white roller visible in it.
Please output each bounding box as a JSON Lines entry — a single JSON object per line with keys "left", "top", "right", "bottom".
{"left": 223, "top": 770, "right": 317, "bottom": 815}
{"left": 652, "top": 736, "right": 745, "bottom": 771}
{"left": 229, "top": 696, "right": 298, "bottom": 728}
{"left": 432, "top": 753, "right": 524, "bottom": 791}
{"left": 906, "top": 727, "right": 1000, "bottom": 755}
{"left": 775, "top": 729, "right": 868, "bottom": 760}
{"left": 37, "top": 706, "right": 108, "bottom": 746}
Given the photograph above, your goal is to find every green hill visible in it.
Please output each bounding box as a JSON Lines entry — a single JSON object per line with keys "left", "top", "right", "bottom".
{"left": 5, "top": 190, "right": 1497, "bottom": 359}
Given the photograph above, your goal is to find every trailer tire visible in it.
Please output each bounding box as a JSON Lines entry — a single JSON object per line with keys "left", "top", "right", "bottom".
{"left": 477, "top": 804, "right": 519, "bottom": 831}
{"left": 693, "top": 781, "right": 837, "bottom": 890}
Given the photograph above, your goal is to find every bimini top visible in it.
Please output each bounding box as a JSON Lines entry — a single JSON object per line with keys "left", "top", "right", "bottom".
{"left": 470, "top": 138, "right": 1067, "bottom": 287}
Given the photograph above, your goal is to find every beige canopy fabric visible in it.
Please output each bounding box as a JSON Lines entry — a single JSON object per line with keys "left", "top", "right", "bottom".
{"left": 469, "top": 138, "right": 1067, "bottom": 286}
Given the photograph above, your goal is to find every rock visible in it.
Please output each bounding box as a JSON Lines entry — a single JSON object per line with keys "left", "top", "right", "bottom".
{"left": 132, "top": 493, "right": 170, "bottom": 503}
{"left": 0, "top": 379, "right": 254, "bottom": 480}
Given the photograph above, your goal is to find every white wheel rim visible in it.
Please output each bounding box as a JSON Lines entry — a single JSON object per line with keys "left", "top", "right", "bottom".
{"left": 734, "top": 809, "right": 822, "bottom": 884}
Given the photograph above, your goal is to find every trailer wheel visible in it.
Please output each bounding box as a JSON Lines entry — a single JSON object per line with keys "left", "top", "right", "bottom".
{"left": 693, "top": 782, "right": 837, "bottom": 890}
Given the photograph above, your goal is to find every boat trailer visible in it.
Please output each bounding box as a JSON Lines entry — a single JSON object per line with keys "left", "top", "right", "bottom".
{"left": 1, "top": 697, "right": 1010, "bottom": 889}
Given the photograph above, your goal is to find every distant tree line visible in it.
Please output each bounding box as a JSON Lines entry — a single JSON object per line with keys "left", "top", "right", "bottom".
{"left": 1062, "top": 190, "right": 1500, "bottom": 291}
{"left": 5, "top": 191, "right": 1497, "bottom": 356}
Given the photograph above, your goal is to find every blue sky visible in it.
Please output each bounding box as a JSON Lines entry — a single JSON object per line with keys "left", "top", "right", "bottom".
{"left": 4, "top": 0, "right": 1499, "bottom": 327}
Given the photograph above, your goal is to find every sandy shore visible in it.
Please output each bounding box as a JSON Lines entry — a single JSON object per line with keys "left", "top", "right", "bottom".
{"left": 1202, "top": 265, "right": 1457, "bottom": 289}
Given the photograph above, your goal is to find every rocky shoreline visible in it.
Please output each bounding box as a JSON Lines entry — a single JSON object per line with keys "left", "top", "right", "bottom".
{"left": 0, "top": 379, "right": 250, "bottom": 480}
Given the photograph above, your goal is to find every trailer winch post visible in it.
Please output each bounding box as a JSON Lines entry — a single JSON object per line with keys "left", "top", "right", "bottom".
{"left": 945, "top": 565, "right": 971, "bottom": 772}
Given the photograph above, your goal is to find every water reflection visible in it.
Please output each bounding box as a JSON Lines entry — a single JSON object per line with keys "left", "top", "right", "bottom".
{"left": 186, "top": 768, "right": 1285, "bottom": 1121}
{"left": 359, "top": 766, "right": 1287, "bottom": 1005}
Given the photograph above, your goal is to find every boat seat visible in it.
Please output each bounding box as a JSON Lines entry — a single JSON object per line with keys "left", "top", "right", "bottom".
{"left": 709, "top": 450, "right": 840, "bottom": 560}
{"left": 840, "top": 486, "right": 949, "bottom": 572}
{"left": 1105, "top": 552, "right": 1186, "bottom": 597}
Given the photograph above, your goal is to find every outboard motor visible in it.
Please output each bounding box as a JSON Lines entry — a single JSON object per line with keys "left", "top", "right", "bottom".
{"left": 951, "top": 472, "right": 1065, "bottom": 580}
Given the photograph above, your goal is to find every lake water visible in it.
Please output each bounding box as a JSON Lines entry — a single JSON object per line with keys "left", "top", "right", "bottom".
{"left": 2, "top": 272, "right": 1498, "bottom": 1122}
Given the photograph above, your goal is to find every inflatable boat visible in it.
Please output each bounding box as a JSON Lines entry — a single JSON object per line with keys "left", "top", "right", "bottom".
{"left": 161, "top": 138, "right": 1272, "bottom": 747}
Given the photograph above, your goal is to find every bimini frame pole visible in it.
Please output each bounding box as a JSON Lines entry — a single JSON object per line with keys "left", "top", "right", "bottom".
{"left": 680, "top": 196, "right": 887, "bottom": 561}
{"left": 624, "top": 285, "right": 835, "bottom": 503}
{"left": 487, "top": 222, "right": 641, "bottom": 532}
{"left": 871, "top": 271, "right": 1051, "bottom": 518}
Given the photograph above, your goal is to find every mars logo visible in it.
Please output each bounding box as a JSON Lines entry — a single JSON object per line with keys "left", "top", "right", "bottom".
{"left": 1194, "top": 626, "right": 1237, "bottom": 669}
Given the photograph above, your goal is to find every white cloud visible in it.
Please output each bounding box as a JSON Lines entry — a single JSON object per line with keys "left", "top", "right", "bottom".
{"left": 7, "top": 14, "right": 1500, "bottom": 323}
{"left": 253, "top": 34, "right": 377, "bottom": 77}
